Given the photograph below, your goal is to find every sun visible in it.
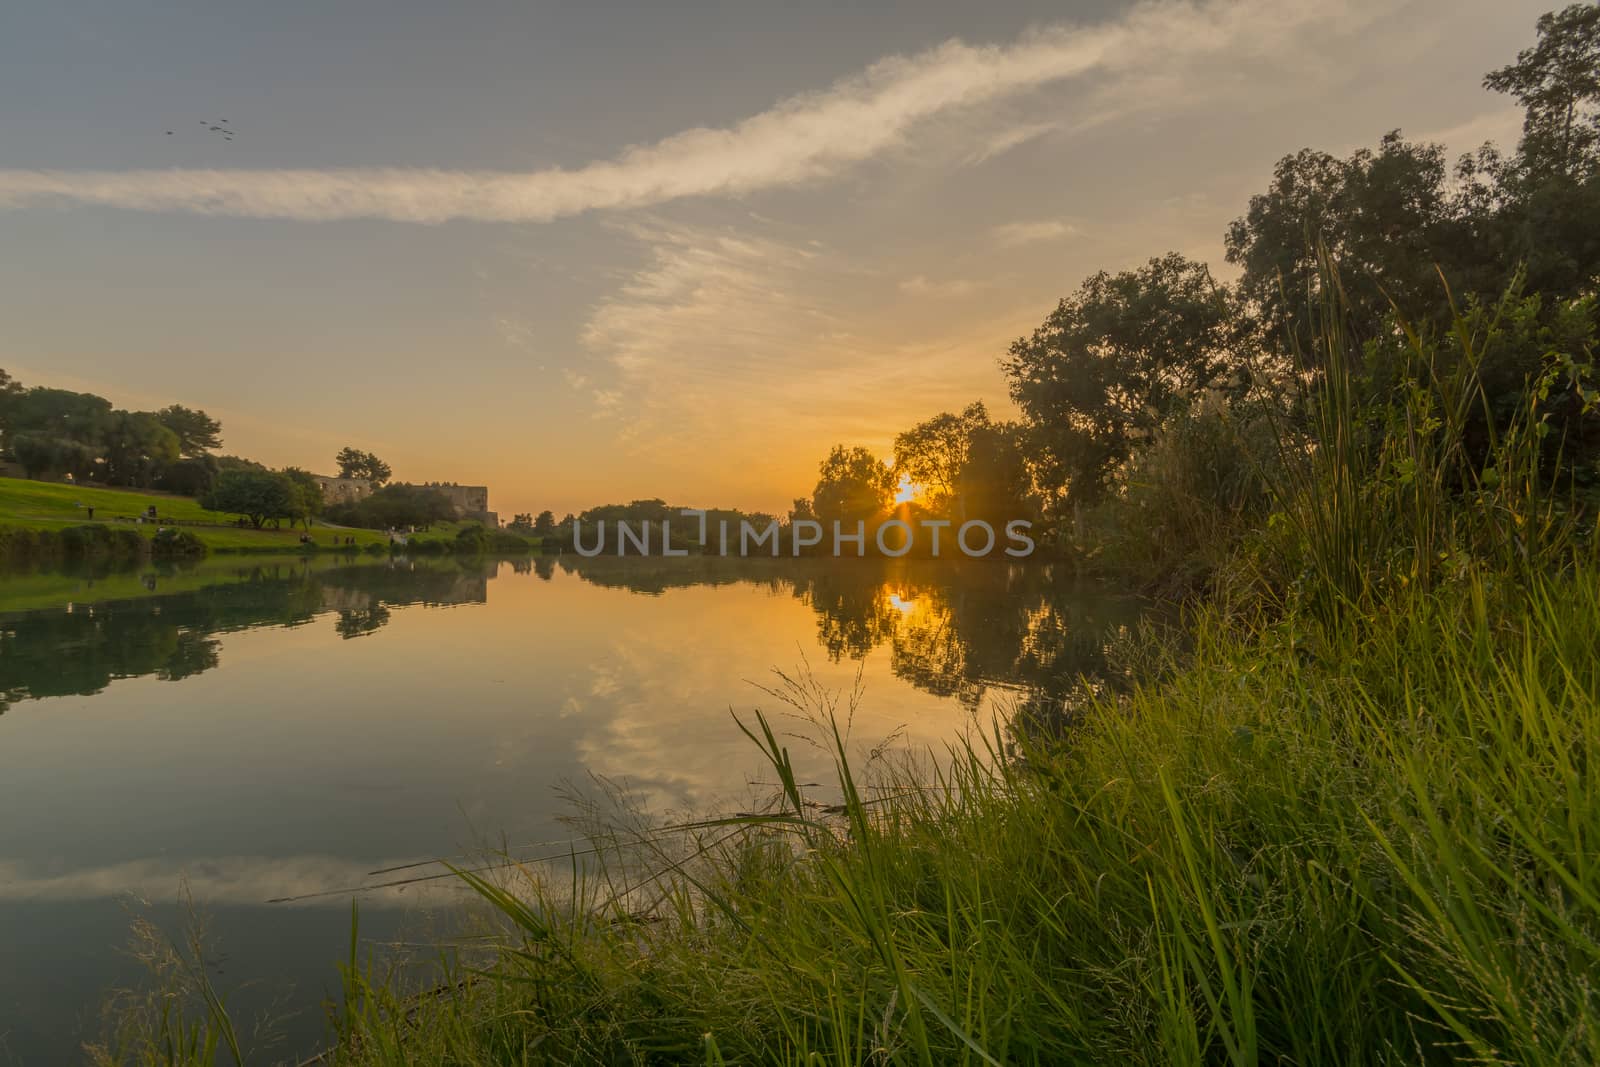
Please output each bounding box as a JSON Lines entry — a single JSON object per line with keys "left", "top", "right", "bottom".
{"left": 892, "top": 473, "right": 922, "bottom": 505}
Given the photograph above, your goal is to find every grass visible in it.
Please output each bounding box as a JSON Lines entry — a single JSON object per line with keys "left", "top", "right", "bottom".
{"left": 0, "top": 476, "right": 400, "bottom": 554}
{"left": 91, "top": 277, "right": 1600, "bottom": 1065}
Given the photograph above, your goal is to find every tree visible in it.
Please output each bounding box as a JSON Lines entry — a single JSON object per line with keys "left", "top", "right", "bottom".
{"left": 957, "top": 421, "right": 1036, "bottom": 526}
{"left": 280, "top": 467, "right": 325, "bottom": 529}
{"left": 100, "top": 411, "right": 180, "bottom": 487}
{"left": 157, "top": 455, "right": 220, "bottom": 497}
{"left": 532, "top": 510, "right": 556, "bottom": 535}
{"left": 0, "top": 368, "right": 22, "bottom": 454}
{"left": 202, "top": 469, "right": 297, "bottom": 529}
{"left": 1003, "top": 254, "right": 1236, "bottom": 506}
{"left": 11, "top": 433, "right": 99, "bottom": 480}
{"left": 1223, "top": 134, "right": 1479, "bottom": 351}
{"left": 811, "top": 446, "right": 893, "bottom": 522}
{"left": 508, "top": 512, "right": 535, "bottom": 533}
{"left": 1485, "top": 4, "right": 1600, "bottom": 183}
{"left": 154, "top": 405, "right": 223, "bottom": 458}
{"left": 894, "top": 402, "right": 991, "bottom": 514}
{"left": 328, "top": 484, "right": 457, "bottom": 531}
{"left": 8, "top": 386, "right": 112, "bottom": 446}
{"left": 336, "top": 447, "right": 392, "bottom": 485}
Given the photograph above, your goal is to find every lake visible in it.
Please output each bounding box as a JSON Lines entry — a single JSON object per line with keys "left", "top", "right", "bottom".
{"left": 0, "top": 554, "right": 1145, "bottom": 1062}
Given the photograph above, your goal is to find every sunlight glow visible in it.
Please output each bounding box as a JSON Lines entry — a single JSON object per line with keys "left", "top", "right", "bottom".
{"left": 892, "top": 473, "right": 922, "bottom": 505}
{"left": 888, "top": 593, "right": 917, "bottom": 615}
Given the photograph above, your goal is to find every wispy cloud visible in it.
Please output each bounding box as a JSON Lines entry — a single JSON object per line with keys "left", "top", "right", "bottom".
{"left": 991, "top": 219, "right": 1080, "bottom": 246}
{"left": 899, "top": 274, "right": 990, "bottom": 298}
{"left": 0, "top": 0, "right": 1354, "bottom": 224}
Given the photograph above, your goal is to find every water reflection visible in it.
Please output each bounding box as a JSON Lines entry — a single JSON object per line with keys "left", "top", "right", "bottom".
{"left": 1, "top": 556, "right": 1139, "bottom": 724}
{"left": 0, "top": 554, "right": 1148, "bottom": 1061}
{"left": 0, "top": 558, "right": 496, "bottom": 710}
{"left": 551, "top": 555, "right": 1134, "bottom": 720}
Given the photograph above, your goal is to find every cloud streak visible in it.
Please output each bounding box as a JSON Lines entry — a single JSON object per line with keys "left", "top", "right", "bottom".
{"left": 0, "top": 0, "right": 1349, "bottom": 224}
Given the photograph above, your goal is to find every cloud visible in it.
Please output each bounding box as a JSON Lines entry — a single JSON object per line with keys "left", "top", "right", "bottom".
{"left": 899, "top": 275, "right": 990, "bottom": 298}
{"left": 1415, "top": 105, "right": 1524, "bottom": 157}
{"left": 572, "top": 218, "right": 1044, "bottom": 488}
{"left": 991, "top": 219, "right": 1080, "bottom": 246}
{"left": 0, "top": 0, "right": 1354, "bottom": 224}
{"left": 0, "top": 855, "right": 463, "bottom": 908}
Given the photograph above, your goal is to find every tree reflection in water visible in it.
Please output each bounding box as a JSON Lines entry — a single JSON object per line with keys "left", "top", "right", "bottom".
{"left": 2, "top": 556, "right": 1151, "bottom": 742}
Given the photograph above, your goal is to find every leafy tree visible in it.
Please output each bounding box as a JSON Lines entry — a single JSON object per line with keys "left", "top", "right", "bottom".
{"left": 8, "top": 386, "right": 112, "bottom": 445}
{"left": 811, "top": 446, "right": 893, "bottom": 522}
{"left": 329, "top": 483, "right": 456, "bottom": 530}
{"left": 157, "top": 455, "right": 220, "bottom": 497}
{"left": 1224, "top": 134, "right": 1481, "bottom": 351}
{"left": 1003, "top": 254, "right": 1236, "bottom": 506}
{"left": 215, "top": 454, "right": 268, "bottom": 474}
{"left": 154, "top": 405, "right": 222, "bottom": 458}
{"left": 336, "top": 447, "right": 392, "bottom": 485}
{"left": 893, "top": 402, "right": 991, "bottom": 513}
{"left": 532, "top": 510, "right": 556, "bottom": 535}
{"left": 957, "top": 421, "right": 1036, "bottom": 526}
{"left": 280, "top": 467, "right": 326, "bottom": 530}
{"left": 202, "top": 469, "right": 297, "bottom": 529}
{"left": 1486, "top": 3, "right": 1600, "bottom": 183}
{"left": 508, "top": 512, "right": 535, "bottom": 533}
{"left": 11, "top": 433, "right": 99, "bottom": 480}
{"left": 100, "top": 411, "right": 180, "bottom": 488}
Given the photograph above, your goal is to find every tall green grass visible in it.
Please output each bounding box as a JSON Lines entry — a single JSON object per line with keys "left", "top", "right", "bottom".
{"left": 97, "top": 280, "right": 1599, "bottom": 1065}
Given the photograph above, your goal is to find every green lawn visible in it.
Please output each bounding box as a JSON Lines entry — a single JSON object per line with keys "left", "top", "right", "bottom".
{"left": 0, "top": 476, "right": 394, "bottom": 554}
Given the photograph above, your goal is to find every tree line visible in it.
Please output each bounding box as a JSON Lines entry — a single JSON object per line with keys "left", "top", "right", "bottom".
{"left": 791, "top": 3, "right": 1599, "bottom": 561}
{"left": 0, "top": 373, "right": 476, "bottom": 532}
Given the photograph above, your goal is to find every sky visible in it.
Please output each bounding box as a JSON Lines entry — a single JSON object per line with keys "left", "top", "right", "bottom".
{"left": 0, "top": 0, "right": 1547, "bottom": 518}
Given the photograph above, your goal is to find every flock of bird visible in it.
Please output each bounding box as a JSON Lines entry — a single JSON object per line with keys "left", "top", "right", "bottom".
{"left": 164, "top": 119, "right": 235, "bottom": 142}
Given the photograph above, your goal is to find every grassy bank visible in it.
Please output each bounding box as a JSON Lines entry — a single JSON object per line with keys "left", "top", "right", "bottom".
{"left": 96, "top": 293, "right": 1599, "bottom": 1065}
{"left": 0, "top": 477, "right": 551, "bottom": 560}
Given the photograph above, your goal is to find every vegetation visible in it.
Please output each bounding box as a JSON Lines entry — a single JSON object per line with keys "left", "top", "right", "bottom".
{"left": 335, "top": 447, "right": 392, "bottom": 486}
{"left": 0, "top": 476, "right": 392, "bottom": 558}
{"left": 325, "top": 483, "right": 459, "bottom": 531}
{"left": 82, "top": 6, "right": 1600, "bottom": 1065}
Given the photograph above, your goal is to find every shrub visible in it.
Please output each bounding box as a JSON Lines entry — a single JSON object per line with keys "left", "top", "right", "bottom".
{"left": 150, "top": 527, "right": 206, "bottom": 559}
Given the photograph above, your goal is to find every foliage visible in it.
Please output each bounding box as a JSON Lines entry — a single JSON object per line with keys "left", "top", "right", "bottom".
{"left": 326, "top": 483, "right": 457, "bottom": 531}
{"left": 892, "top": 401, "right": 991, "bottom": 511}
{"left": 200, "top": 469, "right": 297, "bottom": 529}
{"left": 810, "top": 445, "right": 893, "bottom": 522}
{"left": 336, "top": 447, "right": 392, "bottom": 485}
{"left": 279, "top": 467, "right": 326, "bottom": 529}
{"left": 1003, "top": 253, "right": 1237, "bottom": 507}
{"left": 100, "top": 411, "right": 180, "bottom": 488}
{"left": 0, "top": 373, "right": 223, "bottom": 488}
{"left": 153, "top": 405, "right": 223, "bottom": 458}
{"left": 149, "top": 527, "right": 207, "bottom": 559}
{"left": 1485, "top": 2, "right": 1600, "bottom": 183}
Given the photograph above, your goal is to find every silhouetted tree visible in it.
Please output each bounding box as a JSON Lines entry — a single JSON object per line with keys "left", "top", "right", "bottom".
{"left": 154, "top": 405, "right": 222, "bottom": 457}
{"left": 810, "top": 446, "right": 893, "bottom": 522}
{"left": 894, "top": 402, "right": 990, "bottom": 514}
{"left": 335, "top": 447, "right": 392, "bottom": 485}
{"left": 1003, "top": 254, "right": 1235, "bottom": 506}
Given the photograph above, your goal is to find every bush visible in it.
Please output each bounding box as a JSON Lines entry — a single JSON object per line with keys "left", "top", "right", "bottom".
{"left": 150, "top": 527, "right": 206, "bottom": 559}
{"left": 57, "top": 523, "right": 143, "bottom": 561}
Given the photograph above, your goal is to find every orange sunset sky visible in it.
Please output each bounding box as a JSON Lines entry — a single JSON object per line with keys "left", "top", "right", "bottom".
{"left": 0, "top": 0, "right": 1539, "bottom": 517}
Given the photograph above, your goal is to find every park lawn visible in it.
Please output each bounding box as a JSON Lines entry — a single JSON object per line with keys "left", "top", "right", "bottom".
{"left": 0, "top": 476, "right": 392, "bottom": 554}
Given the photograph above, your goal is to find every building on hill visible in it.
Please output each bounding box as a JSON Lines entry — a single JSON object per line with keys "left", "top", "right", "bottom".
{"left": 420, "top": 481, "right": 498, "bottom": 527}
{"left": 311, "top": 474, "right": 374, "bottom": 504}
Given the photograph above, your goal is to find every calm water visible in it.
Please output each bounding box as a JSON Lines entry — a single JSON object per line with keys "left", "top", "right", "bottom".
{"left": 0, "top": 555, "right": 1143, "bottom": 1062}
